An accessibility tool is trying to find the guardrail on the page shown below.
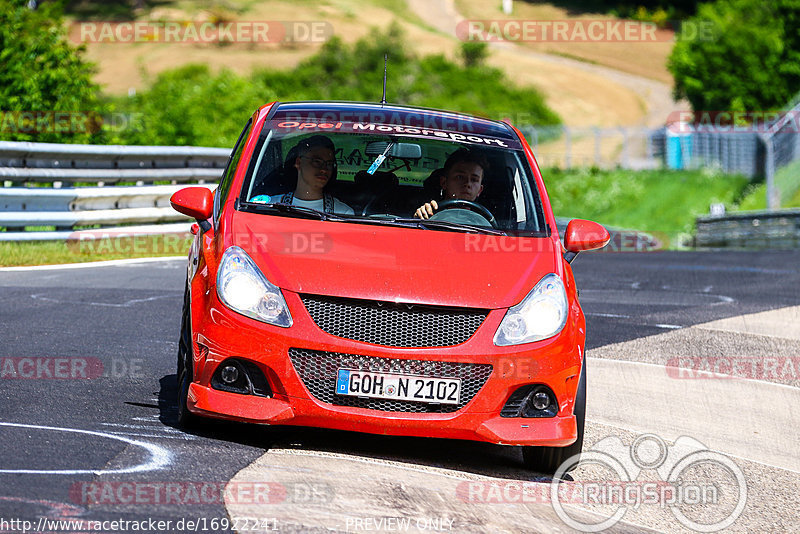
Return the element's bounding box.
[695,209,800,249]
[0,184,217,241]
[1,141,226,241]
[0,141,230,176]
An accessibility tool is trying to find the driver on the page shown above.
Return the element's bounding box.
[414,148,488,219]
[279,135,354,215]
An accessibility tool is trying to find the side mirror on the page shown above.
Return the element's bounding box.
[564,219,610,258]
[171,187,213,221]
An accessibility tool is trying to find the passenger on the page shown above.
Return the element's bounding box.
[414,148,488,219]
[279,135,354,215]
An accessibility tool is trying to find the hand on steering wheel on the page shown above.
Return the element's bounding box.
[415,199,497,228]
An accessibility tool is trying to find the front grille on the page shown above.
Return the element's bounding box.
[289,348,493,413]
[300,294,488,347]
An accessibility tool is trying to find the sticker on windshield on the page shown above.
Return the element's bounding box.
[250,194,272,204]
[274,121,519,149]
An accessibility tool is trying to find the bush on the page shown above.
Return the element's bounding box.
[460,41,489,68]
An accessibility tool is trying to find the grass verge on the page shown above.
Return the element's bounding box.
[736,159,800,210]
[544,167,750,246]
[0,235,192,267]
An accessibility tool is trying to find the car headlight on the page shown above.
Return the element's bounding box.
[494,273,568,346]
[216,246,293,327]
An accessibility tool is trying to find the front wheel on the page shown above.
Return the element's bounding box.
[176,284,198,428]
[522,358,586,474]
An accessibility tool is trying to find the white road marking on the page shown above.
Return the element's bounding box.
[0,256,185,272]
[30,293,173,308]
[104,431,195,441]
[708,293,735,304]
[0,422,172,475]
[99,422,184,433]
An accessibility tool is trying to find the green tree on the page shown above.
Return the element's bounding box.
[669,0,800,113]
[0,1,105,143]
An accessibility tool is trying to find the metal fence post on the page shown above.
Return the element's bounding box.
[564,126,572,169]
[593,127,601,166]
[621,127,630,168]
[764,135,777,210]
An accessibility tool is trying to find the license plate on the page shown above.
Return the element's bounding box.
[336,369,461,405]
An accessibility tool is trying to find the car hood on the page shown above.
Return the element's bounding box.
[228,212,560,309]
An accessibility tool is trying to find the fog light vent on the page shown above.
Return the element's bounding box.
[211,359,272,397]
[501,385,558,418]
[532,391,550,411]
[220,365,239,384]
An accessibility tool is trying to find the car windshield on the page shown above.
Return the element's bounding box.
[237,117,549,236]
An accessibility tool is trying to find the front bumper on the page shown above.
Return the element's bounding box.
[189,383,576,446]
[188,289,584,447]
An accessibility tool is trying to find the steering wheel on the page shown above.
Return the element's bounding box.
[432,199,498,228]
[361,191,393,216]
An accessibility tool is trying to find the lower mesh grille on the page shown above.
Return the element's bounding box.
[289,348,493,413]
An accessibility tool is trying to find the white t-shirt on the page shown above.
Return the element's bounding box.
[291,196,354,215]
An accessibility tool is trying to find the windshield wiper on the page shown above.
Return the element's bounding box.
[240,202,344,221]
[391,218,507,235]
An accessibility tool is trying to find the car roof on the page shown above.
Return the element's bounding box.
[267,101,518,141]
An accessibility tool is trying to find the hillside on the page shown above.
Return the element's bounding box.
[66,0,679,128]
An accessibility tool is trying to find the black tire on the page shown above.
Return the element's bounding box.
[177,286,191,377]
[176,284,198,429]
[522,358,586,475]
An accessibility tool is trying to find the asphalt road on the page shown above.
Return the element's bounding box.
[0,250,798,533]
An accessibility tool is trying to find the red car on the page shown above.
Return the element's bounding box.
[170,101,609,473]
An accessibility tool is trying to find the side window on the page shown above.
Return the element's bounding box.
[214,118,253,222]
